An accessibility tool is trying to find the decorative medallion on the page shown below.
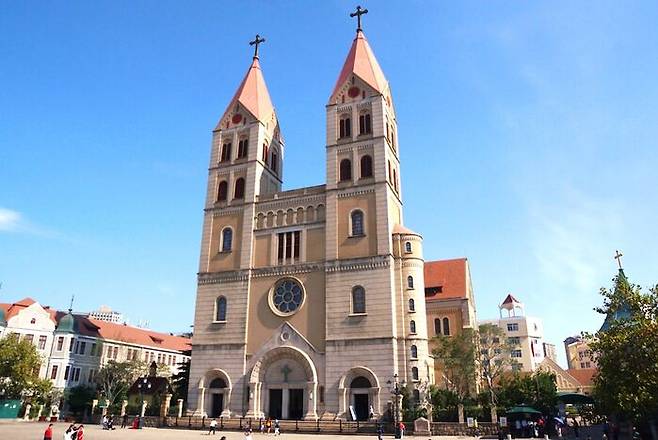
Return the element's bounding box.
[348,86,360,98]
[232,114,243,124]
[269,277,305,317]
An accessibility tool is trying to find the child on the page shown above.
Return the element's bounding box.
[43,424,53,440]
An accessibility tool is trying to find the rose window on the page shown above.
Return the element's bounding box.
[271,278,305,316]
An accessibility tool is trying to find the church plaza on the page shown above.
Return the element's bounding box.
[0,421,464,439]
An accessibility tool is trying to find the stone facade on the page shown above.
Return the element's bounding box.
[187,28,434,420]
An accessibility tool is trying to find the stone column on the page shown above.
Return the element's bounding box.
[177,399,184,418]
[304,381,318,420]
[194,387,206,416]
[337,387,347,419]
[140,400,148,417]
[161,393,172,418]
[120,400,128,417]
[245,382,259,418]
[221,389,232,418]
[23,404,31,421]
[91,399,98,416]
[37,404,43,419]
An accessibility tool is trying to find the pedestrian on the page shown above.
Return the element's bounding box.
[208,418,218,435]
[573,418,580,439]
[121,413,128,428]
[274,419,281,436]
[266,417,272,434]
[44,423,54,440]
[63,424,75,440]
[244,428,254,440]
[259,419,265,433]
[399,421,406,438]
[76,425,84,440]
[376,423,384,440]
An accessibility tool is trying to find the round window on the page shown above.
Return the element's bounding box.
[269,278,305,316]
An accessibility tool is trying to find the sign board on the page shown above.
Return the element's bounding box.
[499,417,508,427]
[349,405,357,421]
[98,399,109,408]
[467,417,475,427]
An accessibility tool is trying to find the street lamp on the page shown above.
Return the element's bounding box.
[136,377,151,428]
[387,373,406,439]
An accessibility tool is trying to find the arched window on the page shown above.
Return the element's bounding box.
[443,317,451,336]
[410,345,418,359]
[360,155,373,178]
[262,143,269,165]
[407,276,414,289]
[234,178,245,199]
[352,286,366,314]
[405,242,412,253]
[412,367,419,381]
[434,318,441,335]
[221,228,233,252]
[359,112,372,135]
[215,296,227,322]
[339,159,352,181]
[271,150,278,174]
[237,138,249,159]
[413,389,420,402]
[339,114,351,138]
[220,142,232,162]
[217,180,228,202]
[410,320,416,334]
[351,210,364,236]
[408,298,415,312]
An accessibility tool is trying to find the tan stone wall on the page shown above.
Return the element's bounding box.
[208,212,243,272]
[253,234,271,267]
[247,271,326,354]
[305,227,326,262]
[336,193,377,259]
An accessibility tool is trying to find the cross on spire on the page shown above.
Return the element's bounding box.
[69,294,75,313]
[350,5,368,33]
[614,250,624,270]
[249,34,266,59]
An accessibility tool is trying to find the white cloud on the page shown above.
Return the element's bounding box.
[0,208,23,232]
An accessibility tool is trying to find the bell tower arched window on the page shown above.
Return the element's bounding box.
[360,155,373,178]
[443,317,451,336]
[271,149,278,174]
[359,112,372,135]
[411,367,419,381]
[407,276,414,289]
[262,143,269,165]
[351,286,366,314]
[237,138,249,159]
[410,345,418,359]
[221,228,233,252]
[405,242,412,253]
[350,210,364,236]
[339,159,352,181]
[234,178,245,199]
[339,114,351,139]
[408,298,415,312]
[410,320,416,334]
[434,318,441,335]
[215,296,227,322]
[217,180,228,202]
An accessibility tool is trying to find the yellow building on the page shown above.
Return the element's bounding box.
[188,16,436,421]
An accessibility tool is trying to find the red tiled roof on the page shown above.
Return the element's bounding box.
[218,56,275,126]
[0,297,48,322]
[392,224,421,236]
[424,258,468,300]
[567,368,597,386]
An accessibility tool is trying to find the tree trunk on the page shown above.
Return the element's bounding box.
[490,406,497,424]
[458,403,464,424]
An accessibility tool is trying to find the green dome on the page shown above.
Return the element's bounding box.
[57,311,76,333]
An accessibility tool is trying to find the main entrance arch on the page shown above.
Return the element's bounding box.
[247,346,318,420]
[338,366,381,420]
[198,369,232,417]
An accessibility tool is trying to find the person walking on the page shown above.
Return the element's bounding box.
[121,413,128,428]
[76,425,84,440]
[208,418,218,435]
[266,417,272,434]
[244,428,254,440]
[43,423,54,440]
[398,421,406,438]
[376,423,384,440]
[274,419,281,436]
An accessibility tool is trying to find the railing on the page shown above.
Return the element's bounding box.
[430,421,500,436]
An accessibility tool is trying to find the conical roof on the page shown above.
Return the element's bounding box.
[329,30,388,103]
[218,56,275,127]
[600,268,634,331]
[57,310,76,333]
[501,294,522,306]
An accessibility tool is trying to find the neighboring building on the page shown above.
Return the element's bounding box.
[88,305,124,324]
[188,17,437,421]
[479,294,545,372]
[538,358,595,394]
[564,336,596,370]
[0,298,191,395]
[423,258,477,382]
[542,342,557,362]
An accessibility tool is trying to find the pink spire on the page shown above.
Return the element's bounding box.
[219,56,275,127]
[329,30,388,103]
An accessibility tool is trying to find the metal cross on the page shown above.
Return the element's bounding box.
[69,294,75,312]
[614,250,624,269]
[249,34,265,58]
[281,364,292,383]
[350,5,368,32]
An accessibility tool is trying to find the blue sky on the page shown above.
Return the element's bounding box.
[1,1,657,367]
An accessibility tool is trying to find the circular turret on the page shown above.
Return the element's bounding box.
[57,310,76,333]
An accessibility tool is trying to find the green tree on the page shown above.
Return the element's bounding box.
[478,323,515,422]
[0,335,52,401]
[65,385,96,417]
[95,359,146,412]
[589,271,658,437]
[432,328,477,422]
[496,370,557,414]
[171,358,190,403]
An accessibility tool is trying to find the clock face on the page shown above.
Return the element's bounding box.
[232,114,243,124]
[348,86,360,98]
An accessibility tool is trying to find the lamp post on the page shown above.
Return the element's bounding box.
[136,377,151,428]
[387,373,406,439]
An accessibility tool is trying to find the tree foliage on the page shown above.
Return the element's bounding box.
[171,358,190,403]
[95,360,147,411]
[0,335,52,401]
[432,328,477,403]
[65,385,96,416]
[589,273,658,433]
[496,370,557,415]
[478,323,515,420]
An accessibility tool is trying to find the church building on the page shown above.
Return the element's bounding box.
[187,11,435,421]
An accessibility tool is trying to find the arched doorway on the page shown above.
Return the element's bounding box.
[198,369,232,418]
[338,366,381,421]
[208,377,227,418]
[248,346,318,420]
